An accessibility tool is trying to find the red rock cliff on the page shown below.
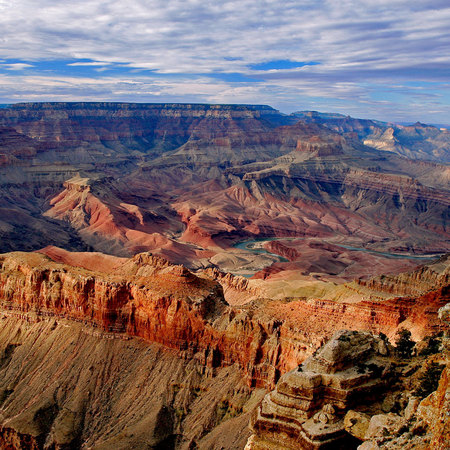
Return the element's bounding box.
[1,250,448,388]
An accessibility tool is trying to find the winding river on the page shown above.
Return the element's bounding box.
[233,237,442,262]
[232,238,289,263]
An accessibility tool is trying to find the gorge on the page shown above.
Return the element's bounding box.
[0,102,448,449]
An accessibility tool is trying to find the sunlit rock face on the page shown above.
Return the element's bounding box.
[0,316,262,449]
[0,249,447,388]
[246,330,391,449]
[293,111,450,163]
[0,103,449,448]
[246,323,450,450]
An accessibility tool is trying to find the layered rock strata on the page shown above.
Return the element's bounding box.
[1,249,448,391]
[246,330,390,449]
[357,254,450,297]
[293,111,450,163]
[0,249,449,448]
[0,251,297,389]
[0,102,449,269]
[0,315,261,449]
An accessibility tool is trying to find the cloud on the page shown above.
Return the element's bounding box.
[0,1,448,122]
[67,61,112,67]
[0,63,34,70]
[0,1,448,74]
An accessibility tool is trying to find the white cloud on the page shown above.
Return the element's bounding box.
[67,61,112,66]
[0,1,447,74]
[0,1,448,122]
[0,63,33,70]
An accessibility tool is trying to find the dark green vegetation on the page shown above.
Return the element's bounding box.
[395,328,416,359]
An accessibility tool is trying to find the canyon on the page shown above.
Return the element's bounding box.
[0,102,449,448]
[0,103,449,270]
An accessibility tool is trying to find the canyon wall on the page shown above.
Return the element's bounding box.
[357,254,450,296]
[1,250,447,389]
[0,249,448,448]
[0,102,449,265]
[0,316,261,449]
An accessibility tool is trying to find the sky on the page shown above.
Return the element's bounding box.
[0,0,449,124]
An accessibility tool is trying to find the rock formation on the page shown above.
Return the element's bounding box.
[246,328,449,450]
[0,102,448,282]
[1,248,447,388]
[246,330,390,449]
[0,316,262,449]
[293,110,450,163]
[0,102,449,448]
[357,254,450,297]
[355,346,449,449]
[0,248,448,448]
[0,250,299,389]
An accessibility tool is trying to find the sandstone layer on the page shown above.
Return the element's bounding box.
[0,102,449,283]
[0,102,449,448]
[1,249,448,389]
[0,249,448,448]
[246,330,390,449]
[294,111,450,163]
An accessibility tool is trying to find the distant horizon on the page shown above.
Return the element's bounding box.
[0,1,448,125]
[0,100,448,128]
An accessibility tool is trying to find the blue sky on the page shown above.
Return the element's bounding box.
[0,0,449,123]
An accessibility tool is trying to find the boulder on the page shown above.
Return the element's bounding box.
[303,330,386,374]
[416,392,437,425]
[364,413,406,440]
[404,396,420,420]
[438,303,450,324]
[344,410,371,440]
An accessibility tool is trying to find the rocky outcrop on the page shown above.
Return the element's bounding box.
[264,240,300,261]
[247,330,449,450]
[355,356,449,450]
[1,248,448,390]
[0,102,448,265]
[201,267,261,305]
[246,330,391,449]
[293,110,450,163]
[0,249,448,448]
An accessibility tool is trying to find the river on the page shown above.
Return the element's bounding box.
[232,238,289,263]
[233,237,442,262]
